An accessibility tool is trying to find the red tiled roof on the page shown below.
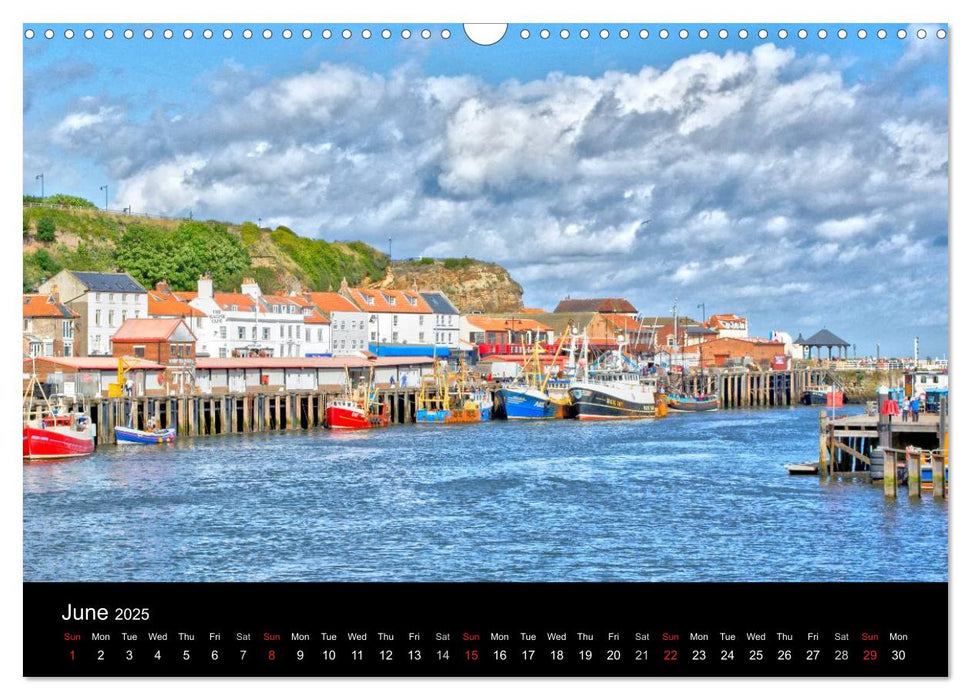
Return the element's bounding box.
[212,293,264,312]
[195,355,431,370]
[553,297,638,314]
[305,292,361,313]
[23,294,79,319]
[467,316,553,332]
[24,356,165,370]
[601,313,642,332]
[346,288,432,314]
[111,318,196,342]
[148,291,206,318]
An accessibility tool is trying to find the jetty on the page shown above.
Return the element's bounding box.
[817,393,949,497]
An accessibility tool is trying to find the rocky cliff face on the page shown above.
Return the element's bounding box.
[376,259,524,314]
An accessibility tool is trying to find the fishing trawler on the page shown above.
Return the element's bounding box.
[23,372,95,460]
[568,333,663,420]
[496,334,573,420]
[325,368,390,430]
[416,359,491,424]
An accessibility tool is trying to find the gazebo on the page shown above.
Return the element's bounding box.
[798,329,851,360]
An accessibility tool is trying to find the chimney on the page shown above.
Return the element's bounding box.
[198,274,213,300]
[48,284,59,304]
[240,278,261,299]
[155,279,170,294]
[339,277,350,297]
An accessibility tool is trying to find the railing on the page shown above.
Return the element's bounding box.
[24,201,200,223]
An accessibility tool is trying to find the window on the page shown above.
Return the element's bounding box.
[186,345,193,357]
[219,326,227,339]
[392,331,399,342]
[406,295,417,306]
[419,316,424,326]
[252,326,257,340]
[230,304,238,312]
[263,327,270,340]
[121,310,127,322]
[288,325,293,338]
[134,346,145,358]
[219,347,227,358]
[95,310,101,326]
[393,315,399,326]
[108,293,114,302]
[280,326,284,338]
[341,321,345,330]
[341,339,346,348]
[273,305,280,313]
[420,332,425,342]
[62,320,73,338]
[196,317,202,328]
[108,310,115,326]
[237,326,245,340]
[63,342,73,357]
[134,310,140,318]
[170,343,178,356]
[305,328,310,342]
[364,294,374,306]
[371,331,376,341]
[95,293,102,302]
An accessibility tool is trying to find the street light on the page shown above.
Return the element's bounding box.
[697,302,706,324]
[99,184,108,211]
[388,236,392,260]
[35,173,44,200]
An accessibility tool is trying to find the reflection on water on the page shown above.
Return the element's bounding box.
[23,406,947,582]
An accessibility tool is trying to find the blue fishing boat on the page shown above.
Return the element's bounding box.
[666,393,719,412]
[115,425,177,444]
[416,360,491,425]
[495,335,574,420]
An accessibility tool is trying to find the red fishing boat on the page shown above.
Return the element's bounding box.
[325,368,390,430]
[23,374,95,460]
[324,396,389,430]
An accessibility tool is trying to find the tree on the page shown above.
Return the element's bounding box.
[35,217,56,242]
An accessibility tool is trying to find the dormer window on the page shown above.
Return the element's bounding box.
[382,293,396,305]
[364,294,375,305]
[405,295,417,307]
[273,304,280,313]
[230,304,238,312]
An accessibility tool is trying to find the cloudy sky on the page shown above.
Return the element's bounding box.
[23,23,948,356]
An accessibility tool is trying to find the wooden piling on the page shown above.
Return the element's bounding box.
[818,410,828,474]
[883,451,897,498]
[907,449,921,498]
[931,453,946,499]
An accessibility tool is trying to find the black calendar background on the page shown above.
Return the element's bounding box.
[24,582,946,677]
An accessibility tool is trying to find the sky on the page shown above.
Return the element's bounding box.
[22,22,949,357]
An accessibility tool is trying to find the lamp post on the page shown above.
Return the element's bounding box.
[388,236,392,261]
[99,184,108,211]
[36,173,44,200]
[258,217,262,229]
[697,302,706,325]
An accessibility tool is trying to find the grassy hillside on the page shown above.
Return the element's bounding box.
[22,199,389,294]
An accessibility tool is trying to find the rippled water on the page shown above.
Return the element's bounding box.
[23,406,948,582]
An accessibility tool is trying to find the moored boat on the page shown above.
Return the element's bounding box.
[416,360,491,424]
[567,333,662,420]
[324,367,390,430]
[667,393,720,412]
[23,373,95,460]
[115,425,177,444]
[801,385,844,407]
[325,396,390,430]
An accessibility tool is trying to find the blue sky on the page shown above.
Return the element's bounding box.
[23,23,948,356]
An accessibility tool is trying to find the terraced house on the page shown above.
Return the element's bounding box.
[340,281,434,346]
[38,270,148,356]
[23,291,80,357]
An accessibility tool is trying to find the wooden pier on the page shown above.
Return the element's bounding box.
[28,387,429,445]
[818,394,949,496]
[693,368,831,409]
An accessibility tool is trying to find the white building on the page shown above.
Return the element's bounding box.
[305,289,369,355]
[420,291,462,348]
[707,314,749,339]
[187,276,325,358]
[342,284,434,346]
[39,270,148,356]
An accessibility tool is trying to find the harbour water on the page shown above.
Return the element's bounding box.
[23,406,947,582]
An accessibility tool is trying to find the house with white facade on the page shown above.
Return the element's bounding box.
[340,282,434,346]
[706,313,749,339]
[304,290,368,356]
[419,291,462,348]
[38,270,148,356]
[186,276,321,358]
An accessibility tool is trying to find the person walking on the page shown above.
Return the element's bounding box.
[900,395,909,422]
[911,395,921,421]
